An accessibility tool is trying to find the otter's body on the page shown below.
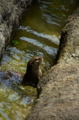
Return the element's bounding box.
[22,56,42,87]
[0,56,42,88]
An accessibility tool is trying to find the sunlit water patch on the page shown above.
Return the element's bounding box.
[0,85,37,120]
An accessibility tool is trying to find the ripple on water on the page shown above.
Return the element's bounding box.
[0,85,37,120]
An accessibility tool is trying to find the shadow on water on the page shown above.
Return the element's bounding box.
[0,0,78,119]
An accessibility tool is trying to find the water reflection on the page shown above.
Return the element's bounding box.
[19,26,59,45]
[0,85,37,120]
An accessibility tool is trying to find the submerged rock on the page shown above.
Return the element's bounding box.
[0,70,22,88]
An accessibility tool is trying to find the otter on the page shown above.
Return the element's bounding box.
[22,56,43,87]
[0,56,43,88]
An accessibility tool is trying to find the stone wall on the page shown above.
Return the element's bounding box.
[27,5,79,120]
[0,0,32,58]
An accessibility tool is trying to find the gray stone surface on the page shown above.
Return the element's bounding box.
[27,5,79,120]
[0,0,32,58]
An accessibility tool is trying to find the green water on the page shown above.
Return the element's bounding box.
[0,0,78,119]
[0,85,37,120]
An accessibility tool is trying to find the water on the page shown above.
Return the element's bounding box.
[0,0,78,119]
[0,0,78,72]
[0,85,37,120]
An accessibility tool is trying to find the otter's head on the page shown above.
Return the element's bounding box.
[28,56,43,69]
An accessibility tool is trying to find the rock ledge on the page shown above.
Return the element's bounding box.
[27,5,79,120]
[0,0,32,58]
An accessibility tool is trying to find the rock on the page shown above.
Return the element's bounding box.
[0,0,32,58]
[27,5,79,120]
[0,70,22,88]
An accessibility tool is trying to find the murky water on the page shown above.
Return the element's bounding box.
[0,85,37,120]
[0,0,78,119]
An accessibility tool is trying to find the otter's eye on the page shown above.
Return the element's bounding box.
[35,58,39,60]
[35,59,40,62]
[35,57,41,61]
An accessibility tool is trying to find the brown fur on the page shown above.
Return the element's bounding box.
[22,56,42,87]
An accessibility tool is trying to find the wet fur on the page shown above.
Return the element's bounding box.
[22,56,42,87]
